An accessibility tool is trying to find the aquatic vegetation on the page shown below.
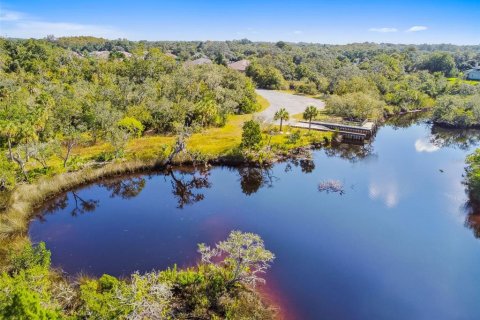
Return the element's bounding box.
[318,179,345,194]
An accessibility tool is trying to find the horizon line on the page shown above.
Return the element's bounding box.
[3,36,480,47]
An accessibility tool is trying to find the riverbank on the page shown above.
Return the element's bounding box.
[1,129,332,265]
[0,89,336,243]
[0,131,330,320]
[0,89,332,319]
[0,138,326,241]
[24,119,480,319]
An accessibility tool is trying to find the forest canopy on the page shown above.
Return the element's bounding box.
[1,36,480,192]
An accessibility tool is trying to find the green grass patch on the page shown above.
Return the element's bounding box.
[447,77,479,85]
[291,109,344,123]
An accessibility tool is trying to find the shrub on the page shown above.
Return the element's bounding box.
[241,120,262,149]
[0,242,62,319]
[198,230,275,287]
[0,155,16,191]
[8,242,51,273]
[466,149,480,202]
[286,130,301,144]
[117,117,145,137]
[432,94,480,127]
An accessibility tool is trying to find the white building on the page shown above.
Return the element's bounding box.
[466,67,480,81]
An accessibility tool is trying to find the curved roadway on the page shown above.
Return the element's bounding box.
[256,89,325,123]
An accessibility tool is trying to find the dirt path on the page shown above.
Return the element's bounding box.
[255,89,325,123]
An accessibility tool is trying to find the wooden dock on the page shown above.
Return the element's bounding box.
[290,120,377,142]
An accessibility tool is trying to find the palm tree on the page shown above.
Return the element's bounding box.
[303,105,319,131]
[274,107,290,131]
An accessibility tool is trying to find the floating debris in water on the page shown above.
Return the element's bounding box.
[318,180,345,195]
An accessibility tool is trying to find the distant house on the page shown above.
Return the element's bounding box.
[68,51,83,58]
[165,52,177,59]
[184,57,212,66]
[465,67,480,81]
[89,51,111,59]
[227,59,251,72]
[89,50,132,59]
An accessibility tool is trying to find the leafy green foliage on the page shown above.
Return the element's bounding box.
[286,130,301,144]
[432,94,480,127]
[241,120,262,149]
[0,38,259,183]
[0,154,16,191]
[117,117,145,137]
[1,234,275,319]
[8,242,51,273]
[327,92,386,120]
[246,62,287,90]
[466,148,480,202]
[419,52,457,77]
[0,242,63,319]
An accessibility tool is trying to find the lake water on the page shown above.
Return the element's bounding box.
[30,118,480,320]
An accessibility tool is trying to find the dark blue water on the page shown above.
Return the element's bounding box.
[30,120,480,320]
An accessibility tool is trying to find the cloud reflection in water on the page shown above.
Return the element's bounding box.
[414,138,441,153]
[369,178,399,208]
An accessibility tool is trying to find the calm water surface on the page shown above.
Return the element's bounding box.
[30,120,480,319]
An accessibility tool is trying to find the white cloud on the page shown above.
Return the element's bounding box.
[407,26,428,32]
[0,9,22,21]
[0,9,127,39]
[292,30,303,35]
[369,27,398,33]
[414,138,440,153]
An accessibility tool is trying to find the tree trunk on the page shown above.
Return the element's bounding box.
[24,140,29,162]
[7,137,13,161]
[308,118,312,131]
[12,152,28,181]
[166,131,188,164]
[279,119,283,131]
[63,141,74,168]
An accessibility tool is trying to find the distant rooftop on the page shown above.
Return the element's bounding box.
[165,52,177,59]
[89,50,132,59]
[184,57,212,66]
[227,59,251,71]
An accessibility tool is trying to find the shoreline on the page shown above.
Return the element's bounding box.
[0,142,326,256]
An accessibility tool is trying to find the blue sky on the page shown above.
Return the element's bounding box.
[0,0,479,44]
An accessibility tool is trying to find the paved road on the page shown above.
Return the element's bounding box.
[256,89,325,123]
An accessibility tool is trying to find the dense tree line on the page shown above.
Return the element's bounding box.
[44,37,480,123]
[2,36,480,191]
[100,38,479,122]
[0,38,259,189]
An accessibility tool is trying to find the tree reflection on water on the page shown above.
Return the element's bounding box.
[37,169,213,219]
[464,195,480,238]
[168,168,211,208]
[324,140,377,163]
[100,177,146,199]
[237,166,277,196]
[41,191,99,218]
[430,125,480,150]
